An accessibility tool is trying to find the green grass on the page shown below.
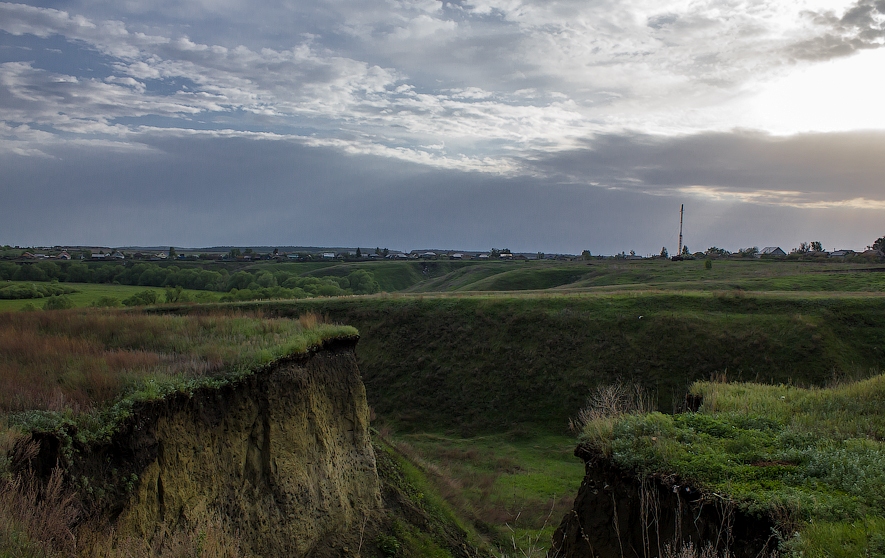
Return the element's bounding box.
[389,431,583,554]
[580,375,885,556]
[0,282,217,312]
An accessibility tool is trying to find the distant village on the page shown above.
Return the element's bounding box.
[2,243,884,263]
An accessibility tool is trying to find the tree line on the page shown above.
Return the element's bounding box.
[0,261,381,300]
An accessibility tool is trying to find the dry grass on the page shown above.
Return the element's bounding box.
[86,513,242,558]
[0,309,353,417]
[572,382,655,457]
[0,465,79,557]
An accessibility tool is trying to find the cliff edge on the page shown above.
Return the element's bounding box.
[551,446,777,558]
[33,337,382,556]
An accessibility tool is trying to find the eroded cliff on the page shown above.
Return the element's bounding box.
[551,446,778,558]
[62,337,382,556]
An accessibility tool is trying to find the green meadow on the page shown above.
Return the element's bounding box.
[0,282,217,312]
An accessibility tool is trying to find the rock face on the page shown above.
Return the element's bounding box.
[80,338,381,557]
[552,446,778,558]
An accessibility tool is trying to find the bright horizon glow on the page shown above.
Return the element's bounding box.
[741,48,885,135]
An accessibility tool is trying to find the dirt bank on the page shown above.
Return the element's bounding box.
[552,445,779,558]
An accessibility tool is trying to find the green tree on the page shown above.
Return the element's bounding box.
[681,246,690,256]
[810,241,823,252]
[874,236,885,252]
[582,250,592,260]
[168,246,177,259]
[660,247,669,258]
[356,247,362,258]
[705,259,713,270]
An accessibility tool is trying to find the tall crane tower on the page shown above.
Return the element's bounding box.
[672,204,684,261]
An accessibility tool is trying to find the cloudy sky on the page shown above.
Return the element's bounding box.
[2,0,884,254]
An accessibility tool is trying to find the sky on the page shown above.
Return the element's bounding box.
[2,0,885,255]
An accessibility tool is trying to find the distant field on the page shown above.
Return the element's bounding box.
[256,258,885,294]
[0,282,216,311]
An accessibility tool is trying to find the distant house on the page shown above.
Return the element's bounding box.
[829,250,855,258]
[861,249,885,259]
[760,247,786,257]
[478,253,490,259]
[111,251,125,260]
[450,253,463,260]
[420,252,437,259]
[21,252,36,259]
[58,251,71,260]
[322,252,336,259]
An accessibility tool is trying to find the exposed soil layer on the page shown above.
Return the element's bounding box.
[552,445,779,558]
[28,337,384,557]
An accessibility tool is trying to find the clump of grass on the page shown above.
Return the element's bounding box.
[571,382,654,457]
[585,373,885,556]
[0,309,357,444]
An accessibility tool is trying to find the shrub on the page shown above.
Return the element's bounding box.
[122,290,160,306]
[91,296,122,308]
[42,295,74,310]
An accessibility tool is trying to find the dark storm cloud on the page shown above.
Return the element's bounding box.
[791,0,885,60]
[0,133,674,253]
[528,130,885,204]
[3,130,884,255]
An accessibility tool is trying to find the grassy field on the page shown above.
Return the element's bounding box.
[579,374,885,556]
[0,282,216,312]
[0,309,354,444]
[6,259,885,555]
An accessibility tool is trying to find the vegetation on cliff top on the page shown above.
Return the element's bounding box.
[578,375,885,557]
[0,309,357,450]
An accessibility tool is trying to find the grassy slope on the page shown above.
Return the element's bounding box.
[252,293,885,434]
